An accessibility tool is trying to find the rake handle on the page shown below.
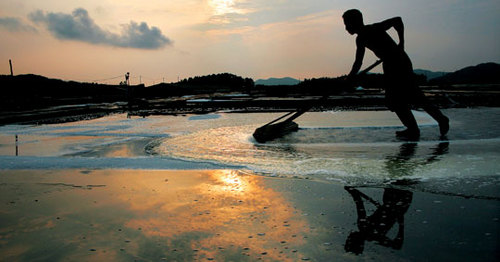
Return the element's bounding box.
[258,60,382,128]
[289,59,383,118]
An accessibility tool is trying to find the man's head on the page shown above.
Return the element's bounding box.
[343,9,364,35]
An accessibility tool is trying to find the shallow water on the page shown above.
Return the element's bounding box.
[0,108,499,192]
[152,109,500,187]
[2,169,497,261]
[0,108,499,261]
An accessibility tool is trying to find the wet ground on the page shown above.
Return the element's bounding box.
[0,108,499,261]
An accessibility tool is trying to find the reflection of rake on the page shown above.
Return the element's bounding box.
[253,60,382,143]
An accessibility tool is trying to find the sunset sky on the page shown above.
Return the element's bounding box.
[1,0,499,85]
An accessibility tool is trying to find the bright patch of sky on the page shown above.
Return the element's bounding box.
[0,0,498,84]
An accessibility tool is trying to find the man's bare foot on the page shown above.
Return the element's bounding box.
[439,116,449,136]
[396,128,420,141]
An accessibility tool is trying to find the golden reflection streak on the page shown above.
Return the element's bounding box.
[0,169,314,261]
[113,170,310,261]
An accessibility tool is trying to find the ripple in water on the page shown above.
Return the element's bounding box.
[151,124,477,184]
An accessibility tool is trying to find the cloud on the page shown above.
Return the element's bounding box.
[0,17,37,32]
[29,8,172,49]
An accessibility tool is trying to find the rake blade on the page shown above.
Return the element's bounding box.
[252,120,299,143]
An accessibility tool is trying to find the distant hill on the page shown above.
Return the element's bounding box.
[255,77,300,86]
[0,74,140,111]
[414,69,449,80]
[429,62,500,85]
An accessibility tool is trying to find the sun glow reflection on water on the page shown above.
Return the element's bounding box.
[117,169,310,261]
[0,169,312,261]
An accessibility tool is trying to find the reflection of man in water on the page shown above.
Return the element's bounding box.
[344,142,448,254]
[344,187,412,254]
[343,9,449,140]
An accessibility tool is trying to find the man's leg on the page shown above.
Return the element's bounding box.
[422,104,449,136]
[414,91,450,136]
[394,108,420,140]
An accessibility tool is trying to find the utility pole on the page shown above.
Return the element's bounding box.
[15,134,18,156]
[9,59,13,76]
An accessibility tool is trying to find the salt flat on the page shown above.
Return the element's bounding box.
[0,108,499,261]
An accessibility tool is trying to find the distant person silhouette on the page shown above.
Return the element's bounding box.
[343,9,449,140]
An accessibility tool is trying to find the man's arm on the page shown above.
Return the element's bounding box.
[377,17,405,49]
[348,37,365,78]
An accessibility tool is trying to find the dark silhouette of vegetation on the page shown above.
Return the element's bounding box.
[429,63,500,85]
[300,73,391,92]
[254,73,426,97]
[179,73,253,91]
[0,62,499,124]
[1,63,497,106]
[139,73,253,97]
[300,76,352,94]
[0,74,140,111]
[413,69,448,80]
[255,75,367,97]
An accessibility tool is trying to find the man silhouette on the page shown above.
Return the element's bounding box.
[343,141,449,254]
[343,9,449,140]
[344,187,413,254]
